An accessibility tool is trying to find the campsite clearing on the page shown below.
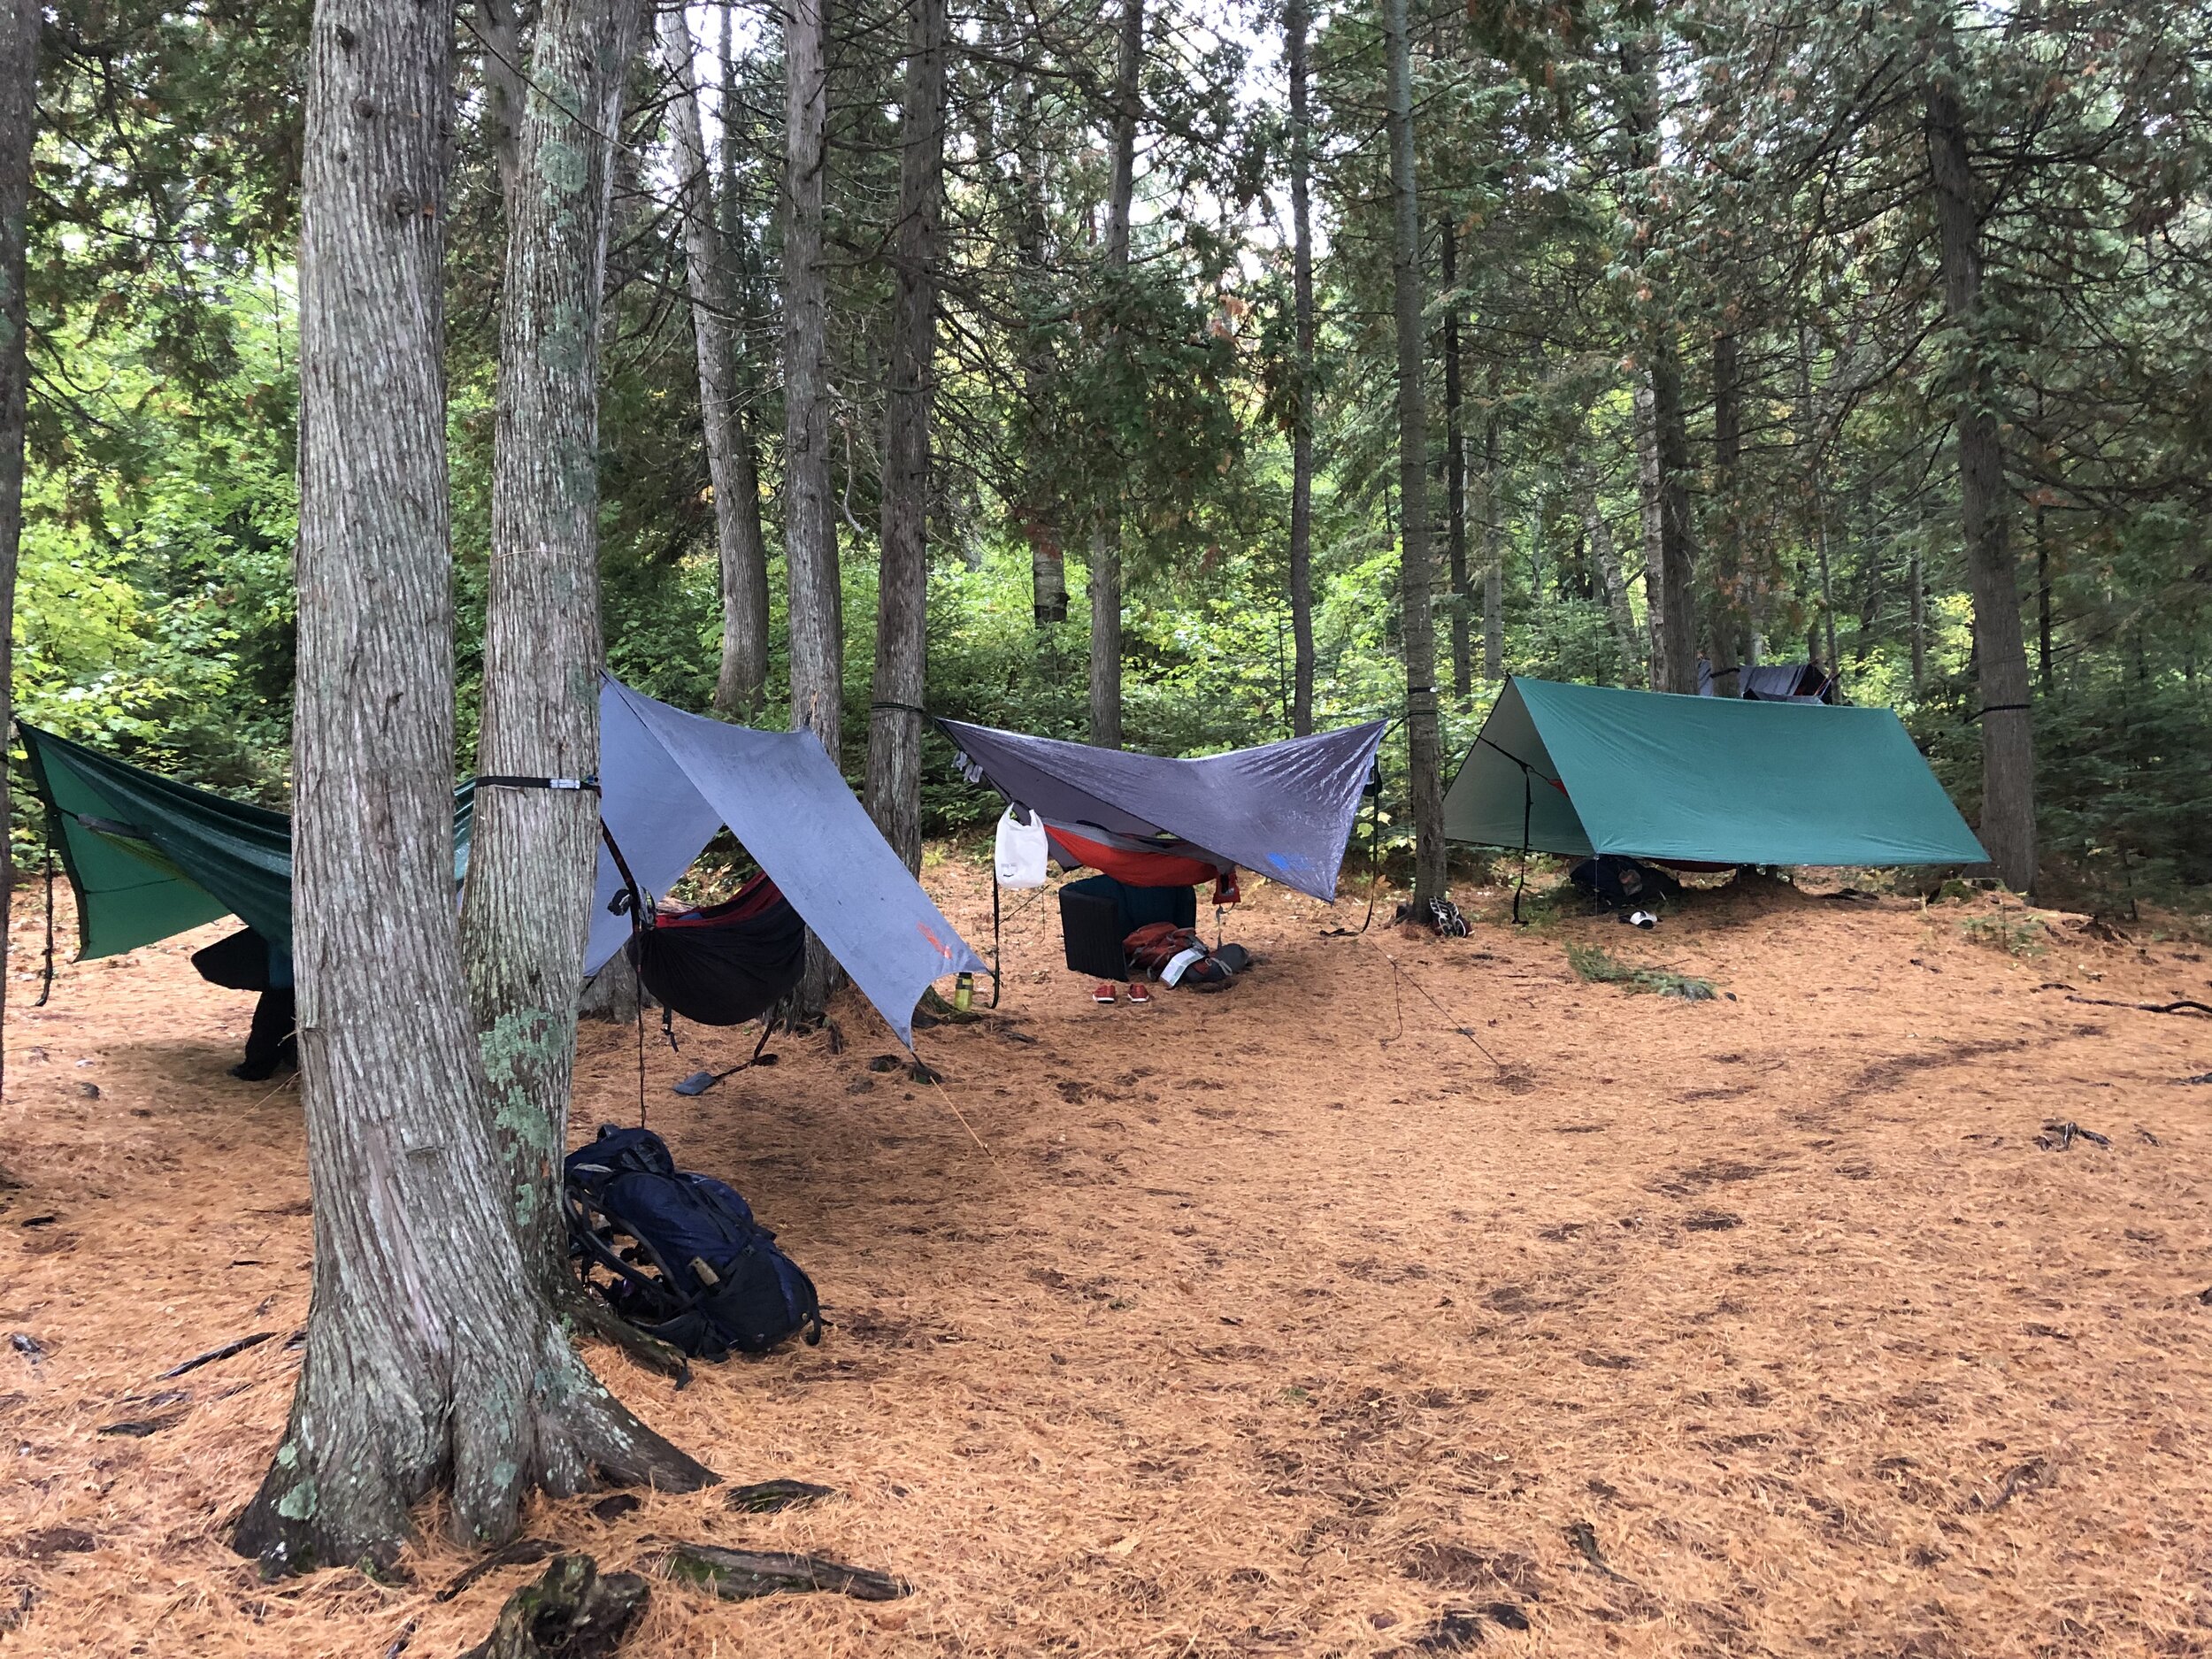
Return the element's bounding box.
[0,865,2208,1656]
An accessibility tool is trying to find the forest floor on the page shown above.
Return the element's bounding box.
[1,859,2209,1657]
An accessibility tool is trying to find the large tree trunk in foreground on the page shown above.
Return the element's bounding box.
[1382,0,1447,908]
[1441,219,1471,707]
[659,10,770,721]
[238,0,709,1571]
[463,0,640,1273]
[1088,0,1142,750]
[865,0,947,873]
[1927,68,2035,892]
[1286,0,1316,735]
[0,0,36,1110]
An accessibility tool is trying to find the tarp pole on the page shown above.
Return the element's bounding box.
[35,816,54,1008]
[1511,767,1532,926]
[989,868,1002,1009]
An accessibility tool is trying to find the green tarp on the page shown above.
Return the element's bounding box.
[18,724,473,961]
[1442,677,1989,867]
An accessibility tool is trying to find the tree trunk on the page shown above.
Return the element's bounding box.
[1480,405,1502,681]
[1577,461,1640,685]
[1797,325,1839,672]
[238,0,709,1571]
[715,10,773,717]
[783,0,841,764]
[1382,0,1447,907]
[1089,0,1142,750]
[0,0,36,1110]
[784,0,843,1015]
[1440,219,1471,706]
[1620,29,1699,694]
[1909,546,1925,690]
[1709,328,1747,678]
[1927,68,2033,891]
[658,11,770,721]
[472,0,526,215]
[1650,332,1700,693]
[1286,0,1317,735]
[463,0,641,1272]
[1634,370,1666,688]
[864,0,947,873]
[2035,500,2053,695]
[1015,73,1067,628]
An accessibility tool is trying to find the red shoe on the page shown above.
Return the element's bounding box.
[1127,981,1153,1006]
[1093,982,1118,1004]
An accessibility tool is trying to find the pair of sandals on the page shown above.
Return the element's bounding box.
[1092,981,1153,1006]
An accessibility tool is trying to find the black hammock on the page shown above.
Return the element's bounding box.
[623,870,807,1028]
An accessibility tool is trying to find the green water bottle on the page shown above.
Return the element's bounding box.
[954,972,974,1013]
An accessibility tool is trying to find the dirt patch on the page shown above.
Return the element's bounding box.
[0,867,2207,1656]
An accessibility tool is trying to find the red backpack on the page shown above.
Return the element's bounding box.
[1122,924,1238,988]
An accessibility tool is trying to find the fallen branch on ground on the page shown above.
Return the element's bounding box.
[2036,1121,2111,1151]
[659,1543,908,1601]
[724,1479,836,1514]
[2065,995,2212,1018]
[155,1332,274,1380]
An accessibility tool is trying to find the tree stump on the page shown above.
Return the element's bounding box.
[458,1554,649,1659]
[577,951,654,1025]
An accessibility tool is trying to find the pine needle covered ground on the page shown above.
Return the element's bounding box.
[1,870,2208,1655]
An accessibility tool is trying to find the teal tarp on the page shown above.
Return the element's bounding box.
[18,724,473,960]
[1442,678,1989,867]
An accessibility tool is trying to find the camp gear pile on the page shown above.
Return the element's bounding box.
[1123,923,1251,988]
[1058,875,1197,981]
[1570,856,1682,916]
[564,1125,822,1360]
[1444,676,1989,868]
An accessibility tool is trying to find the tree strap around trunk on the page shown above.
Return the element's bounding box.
[474,774,601,791]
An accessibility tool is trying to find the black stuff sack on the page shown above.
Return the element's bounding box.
[564,1125,822,1360]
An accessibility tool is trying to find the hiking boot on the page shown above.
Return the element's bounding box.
[1092,982,1118,1004]
[1126,981,1153,1006]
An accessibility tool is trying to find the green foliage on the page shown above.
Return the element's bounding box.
[1564,941,1717,1000]
[1957,908,2046,958]
[11,0,2211,923]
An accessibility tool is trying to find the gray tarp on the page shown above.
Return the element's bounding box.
[936,718,1389,902]
[591,679,986,1048]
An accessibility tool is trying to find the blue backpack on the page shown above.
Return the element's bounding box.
[564,1125,823,1360]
